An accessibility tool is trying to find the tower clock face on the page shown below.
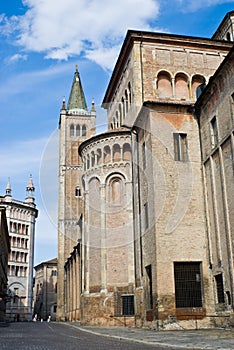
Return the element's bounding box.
[76,77,79,82]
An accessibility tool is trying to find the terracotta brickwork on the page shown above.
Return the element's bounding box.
[57,13,234,327]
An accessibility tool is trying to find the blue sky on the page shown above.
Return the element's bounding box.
[0,0,233,266]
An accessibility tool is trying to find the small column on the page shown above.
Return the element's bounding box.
[171,77,175,98]
[120,146,123,161]
[188,79,193,100]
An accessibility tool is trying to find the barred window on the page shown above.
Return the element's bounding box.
[174,262,203,308]
[215,274,225,304]
[122,295,134,316]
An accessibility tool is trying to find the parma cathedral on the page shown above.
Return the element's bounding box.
[57,11,234,329]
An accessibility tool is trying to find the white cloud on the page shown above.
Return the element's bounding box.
[7,53,28,64]
[175,0,234,12]
[0,0,160,70]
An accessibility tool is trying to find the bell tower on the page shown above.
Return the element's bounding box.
[57,66,96,320]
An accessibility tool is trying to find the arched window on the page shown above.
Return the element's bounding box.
[104,145,111,163]
[75,186,81,197]
[70,124,74,137]
[82,125,86,137]
[226,32,231,41]
[91,151,95,167]
[192,75,206,100]
[196,84,206,99]
[123,143,131,161]
[113,144,121,162]
[96,149,102,165]
[76,125,80,137]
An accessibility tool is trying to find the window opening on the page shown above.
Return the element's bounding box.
[174,133,188,161]
[210,116,218,147]
[215,274,225,304]
[76,125,80,137]
[145,265,153,309]
[174,262,203,308]
[75,187,81,197]
[122,295,134,315]
[196,84,206,99]
[70,124,74,137]
[82,125,86,137]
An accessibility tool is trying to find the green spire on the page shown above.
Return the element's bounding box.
[67,65,87,111]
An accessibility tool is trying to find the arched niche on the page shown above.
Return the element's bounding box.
[157,71,172,98]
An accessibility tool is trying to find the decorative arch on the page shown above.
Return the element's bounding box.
[157,70,172,98]
[175,72,189,100]
[106,173,126,206]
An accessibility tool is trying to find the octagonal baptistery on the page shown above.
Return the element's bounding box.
[79,129,136,326]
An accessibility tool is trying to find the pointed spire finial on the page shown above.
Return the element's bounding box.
[75,64,78,71]
[26,174,35,198]
[6,177,12,196]
[61,97,66,110]
[91,98,96,112]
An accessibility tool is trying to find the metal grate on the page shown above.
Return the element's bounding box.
[122,295,135,316]
[174,262,203,308]
[215,274,225,304]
